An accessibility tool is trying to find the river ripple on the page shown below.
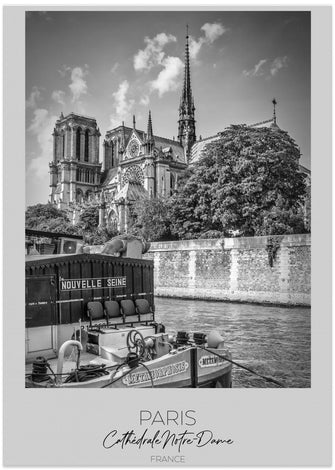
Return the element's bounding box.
[154,297,311,388]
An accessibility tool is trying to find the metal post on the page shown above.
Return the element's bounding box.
[190,347,198,388]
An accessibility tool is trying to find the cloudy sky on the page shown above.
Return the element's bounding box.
[26,10,310,206]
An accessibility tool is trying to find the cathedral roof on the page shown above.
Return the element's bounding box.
[190,117,281,164]
[56,112,97,125]
[114,181,148,202]
[106,125,178,143]
[249,118,280,129]
[299,164,311,176]
[270,121,280,129]
[106,125,185,163]
[190,134,221,164]
[154,136,185,162]
[100,168,118,187]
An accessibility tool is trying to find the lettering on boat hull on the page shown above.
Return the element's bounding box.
[122,361,189,386]
[198,355,225,368]
[59,276,127,291]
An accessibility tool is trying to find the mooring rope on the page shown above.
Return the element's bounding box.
[101,360,155,388]
[199,345,286,388]
[101,364,135,388]
[138,361,155,388]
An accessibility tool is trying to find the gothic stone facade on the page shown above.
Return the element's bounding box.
[49,32,196,232]
[49,111,189,232]
[48,32,309,233]
[99,113,187,231]
[49,112,101,211]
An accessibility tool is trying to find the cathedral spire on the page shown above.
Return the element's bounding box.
[147,110,154,142]
[182,25,192,107]
[178,25,196,164]
[145,110,154,154]
[120,120,126,151]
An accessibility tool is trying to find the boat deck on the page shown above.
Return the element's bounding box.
[25,350,118,376]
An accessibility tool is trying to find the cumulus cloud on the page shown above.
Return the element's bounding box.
[58,64,71,77]
[26,86,42,109]
[27,108,58,179]
[135,25,226,97]
[150,56,184,97]
[189,36,203,60]
[201,22,227,43]
[110,80,134,128]
[69,66,88,102]
[51,90,65,105]
[189,22,227,60]
[110,62,119,74]
[140,94,150,106]
[28,108,49,134]
[134,32,184,98]
[243,59,267,77]
[74,101,87,115]
[134,32,177,71]
[243,56,289,79]
[270,56,288,76]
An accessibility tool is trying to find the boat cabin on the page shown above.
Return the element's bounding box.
[25,252,155,362]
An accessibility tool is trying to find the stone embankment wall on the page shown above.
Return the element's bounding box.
[145,234,311,306]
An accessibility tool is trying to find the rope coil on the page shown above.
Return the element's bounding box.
[31,357,53,383]
[64,364,109,383]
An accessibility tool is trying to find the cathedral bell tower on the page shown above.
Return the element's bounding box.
[178,25,196,163]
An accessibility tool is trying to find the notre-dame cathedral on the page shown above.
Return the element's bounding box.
[49,32,309,232]
[49,31,196,232]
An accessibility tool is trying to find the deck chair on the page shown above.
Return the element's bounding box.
[135,299,154,323]
[104,300,124,325]
[87,302,108,329]
[120,299,139,324]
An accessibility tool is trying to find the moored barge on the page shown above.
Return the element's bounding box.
[25,236,232,388]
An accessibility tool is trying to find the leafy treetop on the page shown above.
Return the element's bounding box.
[169,125,307,238]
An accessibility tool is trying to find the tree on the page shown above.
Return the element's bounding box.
[77,202,118,244]
[25,202,119,245]
[130,197,173,241]
[83,227,119,245]
[77,202,100,231]
[25,203,78,234]
[169,125,307,238]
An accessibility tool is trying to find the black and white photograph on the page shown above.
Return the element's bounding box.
[24,10,311,390]
[3,4,332,467]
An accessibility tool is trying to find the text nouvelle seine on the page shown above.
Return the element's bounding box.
[60,276,126,291]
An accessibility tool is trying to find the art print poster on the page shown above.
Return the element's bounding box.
[3,4,331,466]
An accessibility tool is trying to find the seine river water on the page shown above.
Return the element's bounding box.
[154,297,311,388]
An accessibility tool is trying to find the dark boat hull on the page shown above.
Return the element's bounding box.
[26,347,232,388]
